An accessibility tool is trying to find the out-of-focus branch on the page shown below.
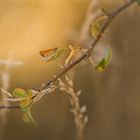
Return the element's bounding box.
[59,76,88,140]
[0,105,20,109]
[0,59,23,139]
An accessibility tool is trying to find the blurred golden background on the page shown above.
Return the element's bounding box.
[0,0,140,140]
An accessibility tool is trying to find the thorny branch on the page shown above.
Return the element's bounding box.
[0,0,136,109]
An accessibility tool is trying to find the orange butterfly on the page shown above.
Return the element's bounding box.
[39,48,57,57]
[39,47,66,63]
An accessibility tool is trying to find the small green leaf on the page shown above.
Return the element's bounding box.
[137,0,140,6]
[90,22,100,38]
[90,15,108,38]
[20,98,32,109]
[12,88,28,98]
[95,47,112,72]
[56,47,67,58]
[23,112,30,122]
[22,108,37,125]
[27,89,34,98]
[12,88,36,124]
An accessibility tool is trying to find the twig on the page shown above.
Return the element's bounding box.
[59,76,88,140]
[0,0,136,109]
[0,105,20,109]
[43,0,136,89]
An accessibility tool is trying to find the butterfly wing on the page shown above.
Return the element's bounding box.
[39,48,58,62]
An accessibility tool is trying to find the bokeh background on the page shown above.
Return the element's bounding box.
[0,0,140,140]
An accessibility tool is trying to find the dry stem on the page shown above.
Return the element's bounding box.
[0,0,136,109]
[43,0,136,89]
[59,76,88,140]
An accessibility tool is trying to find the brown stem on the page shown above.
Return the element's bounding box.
[0,105,20,109]
[45,0,136,87]
[0,0,136,109]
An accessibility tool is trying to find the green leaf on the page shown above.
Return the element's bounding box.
[56,47,67,58]
[137,0,140,6]
[20,98,32,109]
[48,47,67,62]
[12,88,28,98]
[90,15,108,38]
[17,89,34,109]
[12,88,36,124]
[22,108,37,125]
[95,47,112,72]
[27,89,34,98]
[90,22,100,38]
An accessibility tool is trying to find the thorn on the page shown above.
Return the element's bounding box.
[47,80,52,86]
